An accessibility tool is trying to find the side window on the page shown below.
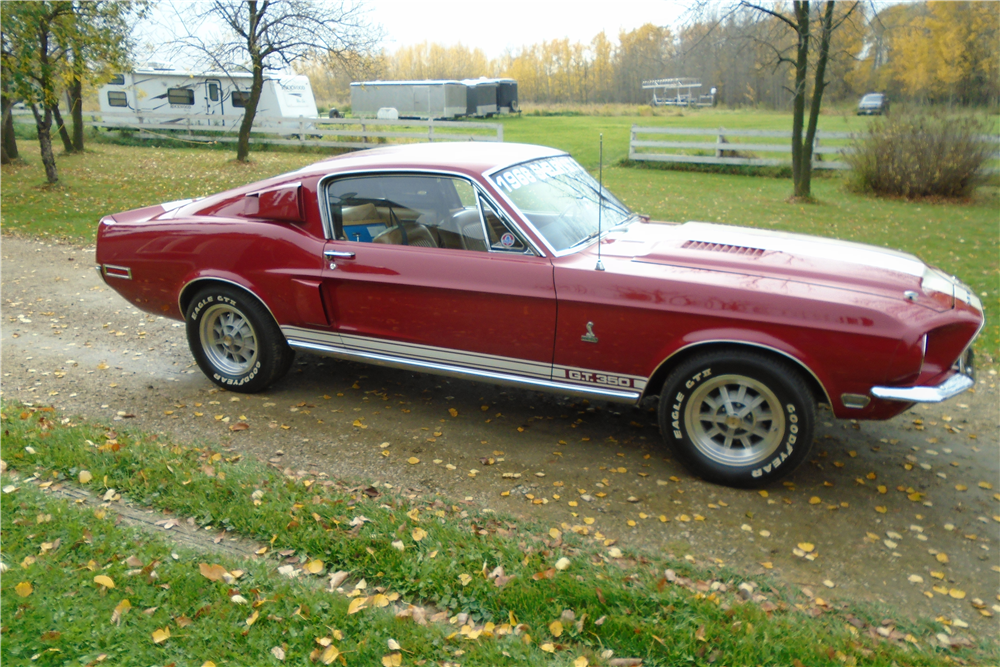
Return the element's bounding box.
[107,91,128,108]
[109,74,125,85]
[167,88,194,105]
[231,90,250,108]
[209,83,220,102]
[327,175,512,253]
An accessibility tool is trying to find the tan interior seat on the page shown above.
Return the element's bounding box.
[341,203,382,226]
[450,209,489,251]
[372,222,439,248]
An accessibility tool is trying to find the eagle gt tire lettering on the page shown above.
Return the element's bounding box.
[186,285,293,393]
[658,350,815,488]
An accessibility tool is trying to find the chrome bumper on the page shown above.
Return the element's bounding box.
[871,348,976,403]
[871,373,974,403]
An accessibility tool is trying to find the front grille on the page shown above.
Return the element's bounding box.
[682,240,766,257]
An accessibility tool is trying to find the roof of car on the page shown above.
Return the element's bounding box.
[295,142,567,178]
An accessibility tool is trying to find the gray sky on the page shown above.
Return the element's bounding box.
[140,0,689,66]
[368,0,686,57]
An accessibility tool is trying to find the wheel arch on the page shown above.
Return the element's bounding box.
[642,340,832,408]
[178,277,281,330]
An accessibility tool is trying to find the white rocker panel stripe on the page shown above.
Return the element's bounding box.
[282,326,550,380]
[282,326,649,392]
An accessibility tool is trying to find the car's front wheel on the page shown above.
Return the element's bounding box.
[658,350,815,488]
[185,285,292,393]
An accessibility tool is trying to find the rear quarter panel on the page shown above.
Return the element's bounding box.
[96,216,327,327]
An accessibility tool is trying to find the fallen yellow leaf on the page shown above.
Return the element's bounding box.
[407,457,420,465]
[797,542,815,553]
[152,627,170,644]
[347,597,368,614]
[549,620,563,637]
[246,610,259,626]
[15,581,32,597]
[303,560,324,574]
[936,553,949,564]
[574,657,589,667]
[541,643,555,653]
[199,563,230,582]
[94,575,115,589]
[808,497,821,505]
[79,470,93,484]
[411,527,427,542]
[320,645,340,664]
[459,573,473,586]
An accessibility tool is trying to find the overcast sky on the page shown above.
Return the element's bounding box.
[140,0,690,66]
[368,0,687,57]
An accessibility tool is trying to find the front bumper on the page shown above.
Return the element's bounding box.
[871,348,975,403]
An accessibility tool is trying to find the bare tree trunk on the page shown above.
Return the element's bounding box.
[30,103,59,184]
[235,1,264,162]
[800,1,836,198]
[51,104,74,153]
[1,94,18,163]
[69,76,84,151]
[790,1,810,198]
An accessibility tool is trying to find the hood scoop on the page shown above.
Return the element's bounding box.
[682,240,765,258]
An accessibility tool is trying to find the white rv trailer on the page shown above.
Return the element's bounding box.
[98,66,318,127]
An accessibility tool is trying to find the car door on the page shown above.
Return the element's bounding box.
[317,173,557,382]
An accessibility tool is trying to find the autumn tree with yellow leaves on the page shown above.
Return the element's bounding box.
[296,1,996,111]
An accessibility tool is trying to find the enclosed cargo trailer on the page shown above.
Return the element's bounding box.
[350,80,468,119]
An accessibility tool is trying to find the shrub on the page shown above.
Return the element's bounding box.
[844,112,994,198]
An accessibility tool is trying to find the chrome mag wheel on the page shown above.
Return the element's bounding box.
[199,303,259,376]
[684,373,785,467]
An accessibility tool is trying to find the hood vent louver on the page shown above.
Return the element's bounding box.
[682,240,766,257]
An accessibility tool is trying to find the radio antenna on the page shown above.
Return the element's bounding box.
[595,133,605,272]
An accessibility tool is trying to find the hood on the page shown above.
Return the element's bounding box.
[598,221,953,311]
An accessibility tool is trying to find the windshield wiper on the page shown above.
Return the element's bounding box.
[568,229,603,250]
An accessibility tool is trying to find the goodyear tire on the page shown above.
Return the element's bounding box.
[658,351,815,488]
[185,286,292,393]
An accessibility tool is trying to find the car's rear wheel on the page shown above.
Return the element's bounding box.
[658,350,815,488]
[185,285,292,393]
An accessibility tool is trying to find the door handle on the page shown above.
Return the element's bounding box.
[324,250,356,259]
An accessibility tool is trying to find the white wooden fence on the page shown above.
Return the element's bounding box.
[629,126,854,169]
[630,125,1000,173]
[12,110,503,148]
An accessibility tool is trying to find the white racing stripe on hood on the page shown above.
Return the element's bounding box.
[679,222,926,278]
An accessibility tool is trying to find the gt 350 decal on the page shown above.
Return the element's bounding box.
[553,366,647,391]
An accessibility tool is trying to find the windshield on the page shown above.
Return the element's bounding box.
[861,94,883,103]
[489,155,634,252]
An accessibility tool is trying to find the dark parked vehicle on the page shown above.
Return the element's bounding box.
[857,93,889,116]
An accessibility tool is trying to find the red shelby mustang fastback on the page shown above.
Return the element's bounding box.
[96,142,984,488]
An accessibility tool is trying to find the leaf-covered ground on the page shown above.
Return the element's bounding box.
[3,403,995,666]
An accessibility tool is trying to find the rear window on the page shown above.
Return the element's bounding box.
[232,91,250,108]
